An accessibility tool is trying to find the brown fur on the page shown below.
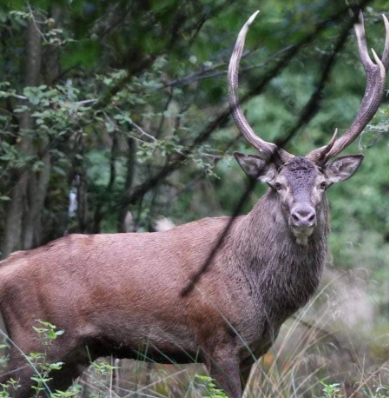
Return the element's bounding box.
[0,157,339,398]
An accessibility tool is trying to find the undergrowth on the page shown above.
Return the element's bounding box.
[0,308,388,398]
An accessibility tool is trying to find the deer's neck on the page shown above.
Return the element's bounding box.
[233,190,329,322]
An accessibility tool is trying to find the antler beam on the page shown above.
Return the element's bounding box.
[228,11,293,164]
[307,12,389,164]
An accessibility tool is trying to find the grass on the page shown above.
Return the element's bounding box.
[1,271,389,397]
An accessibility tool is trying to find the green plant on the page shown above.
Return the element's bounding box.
[0,378,20,398]
[320,382,342,398]
[28,321,64,397]
[195,374,229,398]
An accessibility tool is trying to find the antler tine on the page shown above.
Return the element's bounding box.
[228,11,293,164]
[354,11,375,71]
[306,129,338,164]
[307,12,388,164]
[381,14,389,69]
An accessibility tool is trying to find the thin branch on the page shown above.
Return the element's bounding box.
[164,45,293,88]
[27,2,48,43]
[129,121,157,142]
[76,99,97,106]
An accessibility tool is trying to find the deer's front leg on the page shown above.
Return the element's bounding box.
[240,359,253,392]
[206,348,242,398]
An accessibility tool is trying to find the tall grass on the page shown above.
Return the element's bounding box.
[0,271,388,398]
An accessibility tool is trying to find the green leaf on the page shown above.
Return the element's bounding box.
[32,161,45,172]
[52,166,66,176]
[105,121,115,133]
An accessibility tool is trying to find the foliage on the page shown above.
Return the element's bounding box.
[28,321,64,397]
[0,320,388,397]
[195,375,229,398]
[320,382,342,398]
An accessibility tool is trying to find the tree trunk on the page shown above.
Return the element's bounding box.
[118,138,137,232]
[22,7,62,249]
[22,152,51,249]
[1,12,41,258]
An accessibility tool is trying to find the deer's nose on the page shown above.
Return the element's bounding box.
[291,205,316,228]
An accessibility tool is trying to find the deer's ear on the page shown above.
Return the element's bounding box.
[234,152,276,183]
[324,155,364,184]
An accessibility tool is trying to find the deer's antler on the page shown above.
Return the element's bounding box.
[228,11,294,165]
[307,12,389,164]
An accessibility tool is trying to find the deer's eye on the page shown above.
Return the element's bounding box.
[275,183,283,191]
[319,182,326,190]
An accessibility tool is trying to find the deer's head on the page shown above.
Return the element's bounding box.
[230,11,389,245]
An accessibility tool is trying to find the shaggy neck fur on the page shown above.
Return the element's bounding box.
[233,189,329,324]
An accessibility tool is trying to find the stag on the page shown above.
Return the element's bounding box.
[0,11,388,398]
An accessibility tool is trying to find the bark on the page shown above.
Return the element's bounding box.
[92,132,118,233]
[77,174,88,233]
[117,138,136,232]
[74,135,89,234]
[42,7,61,86]
[1,174,28,258]
[22,7,62,249]
[1,13,41,258]
[22,152,51,249]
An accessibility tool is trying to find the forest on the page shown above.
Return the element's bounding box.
[1,0,389,397]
